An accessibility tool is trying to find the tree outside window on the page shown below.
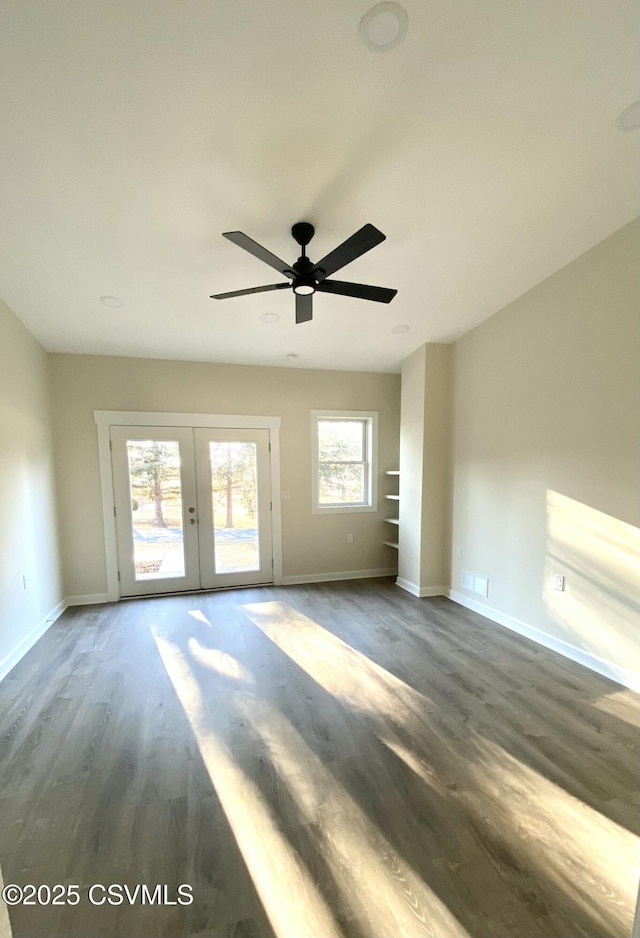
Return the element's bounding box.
[312,411,378,513]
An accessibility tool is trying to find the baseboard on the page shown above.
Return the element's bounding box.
[281,567,397,586]
[448,589,640,692]
[395,578,446,598]
[0,598,67,684]
[65,593,111,606]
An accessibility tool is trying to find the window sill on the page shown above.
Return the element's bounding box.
[312,504,377,515]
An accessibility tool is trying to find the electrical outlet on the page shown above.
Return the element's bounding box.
[554,574,565,591]
[456,546,463,559]
[22,575,27,590]
[346,533,354,543]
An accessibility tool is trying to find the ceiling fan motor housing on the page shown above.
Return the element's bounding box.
[291,221,315,247]
[291,254,319,294]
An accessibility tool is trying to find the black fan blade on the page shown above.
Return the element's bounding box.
[295,292,313,324]
[312,224,386,282]
[223,231,294,278]
[316,279,397,304]
[211,283,291,300]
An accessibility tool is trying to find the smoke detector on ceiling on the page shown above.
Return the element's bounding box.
[359,2,408,53]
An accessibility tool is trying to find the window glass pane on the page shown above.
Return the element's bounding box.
[318,463,365,504]
[318,420,364,463]
[126,440,186,580]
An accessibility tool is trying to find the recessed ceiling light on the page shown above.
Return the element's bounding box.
[392,324,410,334]
[286,353,299,360]
[260,312,280,323]
[359,2,408,53]
[616,100,640,132]
[100,295,123,308]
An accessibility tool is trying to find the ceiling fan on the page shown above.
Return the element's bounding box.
[210,222,397,324]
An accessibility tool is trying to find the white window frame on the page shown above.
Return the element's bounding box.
[311,410,378,514]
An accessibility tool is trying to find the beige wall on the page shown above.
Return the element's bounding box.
[398,344,452,594]
[420,345,452,591]
[450,219,640,684]
[0,298,62,678]
[50,355,400,598]
[398,346,427,590]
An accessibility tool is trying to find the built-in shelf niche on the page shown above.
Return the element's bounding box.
[383,470,399,550]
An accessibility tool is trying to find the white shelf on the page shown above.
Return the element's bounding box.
[384,471,399,554]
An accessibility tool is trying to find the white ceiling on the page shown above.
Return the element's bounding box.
[0,0,638,374]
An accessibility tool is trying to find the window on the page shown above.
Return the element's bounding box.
[311,410,378,513]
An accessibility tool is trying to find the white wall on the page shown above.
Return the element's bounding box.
[450,219,640,688]
[50,355,401,598]
[0,298,63,680]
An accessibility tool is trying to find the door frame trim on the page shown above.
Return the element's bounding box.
[94,410,283,601]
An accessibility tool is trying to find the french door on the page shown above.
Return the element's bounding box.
[111,426,273,596]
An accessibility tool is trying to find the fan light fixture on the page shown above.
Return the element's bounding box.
[293,278,315,296]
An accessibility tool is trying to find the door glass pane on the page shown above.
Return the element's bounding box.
[209,441,260,573]
[126,440,186,580]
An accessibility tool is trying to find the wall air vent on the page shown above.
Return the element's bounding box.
[461,570,489,598]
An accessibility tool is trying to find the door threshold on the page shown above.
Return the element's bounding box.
[120,581,275,601]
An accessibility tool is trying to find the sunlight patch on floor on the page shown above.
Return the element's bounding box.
[378,734,445,792]
[242,599,640,937]
[150,626,342,938]
[241,600,432,722]
[232,690,471,937]
[187,637,255,684]
[151,614,472,938]
[592,688,640,728]
[463,736,640,937]
[0,862,13,938]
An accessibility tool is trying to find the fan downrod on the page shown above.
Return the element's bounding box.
[291,222,314,247]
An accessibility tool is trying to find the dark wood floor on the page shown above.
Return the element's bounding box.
[0,578,638,938]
